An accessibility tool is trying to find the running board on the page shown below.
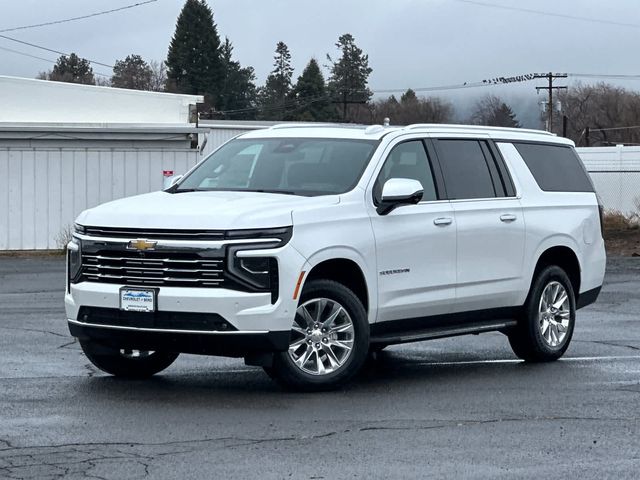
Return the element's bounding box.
[370,320,518,346]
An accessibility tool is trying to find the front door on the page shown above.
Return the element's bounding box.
[368,139,457,325]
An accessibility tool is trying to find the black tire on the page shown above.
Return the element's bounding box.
[508,265,576,362]
[266,279,369,391]
[80,340,179,378]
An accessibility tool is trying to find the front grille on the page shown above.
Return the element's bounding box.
[81,251,224,288]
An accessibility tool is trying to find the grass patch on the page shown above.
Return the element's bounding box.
[603,210,640,235]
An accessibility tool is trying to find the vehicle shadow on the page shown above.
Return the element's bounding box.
[75,348,556,404]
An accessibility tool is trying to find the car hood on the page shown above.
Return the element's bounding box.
[76,190,339,230]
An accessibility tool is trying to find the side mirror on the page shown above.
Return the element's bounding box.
[163,174,183,190]
[377,178,424,215]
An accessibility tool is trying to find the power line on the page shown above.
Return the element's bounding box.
[0,33,114,69]
[454,0,640,29]
[569,73,640,80]
[0,45,112,77]
[372,73,540,94]
[0,45,56,65]
[0,0,158,33]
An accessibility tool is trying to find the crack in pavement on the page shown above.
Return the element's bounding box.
[0,325,67,339]
[57,339,77,350]
[1,416,639,478]
[2,415,636,454]
[576,339,640,352]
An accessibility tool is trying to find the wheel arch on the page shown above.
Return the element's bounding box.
[301,253,372,317]
[530,244,582,299]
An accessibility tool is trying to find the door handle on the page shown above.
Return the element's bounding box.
[433,217,453,226]
[500,214,517,222]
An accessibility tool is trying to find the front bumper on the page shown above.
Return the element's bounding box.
[65,280,300,332]
[68,318,290,356]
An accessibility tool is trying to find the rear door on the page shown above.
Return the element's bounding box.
[431,136,525,312]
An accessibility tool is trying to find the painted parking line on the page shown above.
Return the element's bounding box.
[414,355,640,367]
[214,355,640,374]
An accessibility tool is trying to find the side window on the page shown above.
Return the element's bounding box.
[373,140,438,203]
[513,142,595,192]
[435,140,496,200]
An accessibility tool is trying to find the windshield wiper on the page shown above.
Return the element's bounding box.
[248,189,299,196]
[171,188,199,194]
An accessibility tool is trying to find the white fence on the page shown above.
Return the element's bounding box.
[0,147,198,250]
[577,146,640,215]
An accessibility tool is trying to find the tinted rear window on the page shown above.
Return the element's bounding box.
[514,143,594,192]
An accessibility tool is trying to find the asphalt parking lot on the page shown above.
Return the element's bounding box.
[0,255,639,479]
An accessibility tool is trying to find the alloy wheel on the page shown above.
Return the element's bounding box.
[288,298,355,376]
[538,281,571,348]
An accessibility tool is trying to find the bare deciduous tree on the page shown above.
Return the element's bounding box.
[149,60,167,92]
[558,82,640,146]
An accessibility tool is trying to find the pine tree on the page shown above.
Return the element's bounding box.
[290,58,334,121]
[111,54,152,90]
[400,88,418,105]
[165,0,223,103]
[258,41,294,120]
[216,38,257,119]
[48,53,95,85]
[470,95,520,128]
[327,34,373,121]
[491,103,521,128]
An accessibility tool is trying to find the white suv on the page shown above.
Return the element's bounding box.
[65,124,606,390]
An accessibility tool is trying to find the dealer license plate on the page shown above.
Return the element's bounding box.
[119,288,156,312]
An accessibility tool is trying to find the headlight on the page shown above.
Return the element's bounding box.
[227,248,279,302]
[237,257,273,289]
[67,239,82,290]
[73,223,86,235]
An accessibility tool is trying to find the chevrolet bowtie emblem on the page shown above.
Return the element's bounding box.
[127,239,157,251]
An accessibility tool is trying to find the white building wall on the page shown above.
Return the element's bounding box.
[0,147,198,250]
[0,76,202,124]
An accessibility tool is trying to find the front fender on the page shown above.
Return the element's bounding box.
[296,246,378,324]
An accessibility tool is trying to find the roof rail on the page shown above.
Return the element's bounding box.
[404,123,555,136]
[269,122,367,130]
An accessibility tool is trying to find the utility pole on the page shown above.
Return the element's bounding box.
[534,72,568,132]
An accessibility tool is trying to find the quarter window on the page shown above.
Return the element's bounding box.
[373,140,438,203]
[513,142,594,192]
[435,140,497,199]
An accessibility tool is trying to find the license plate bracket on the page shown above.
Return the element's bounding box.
[119,287,157,313]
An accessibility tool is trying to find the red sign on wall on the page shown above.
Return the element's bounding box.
[163,170,174,177]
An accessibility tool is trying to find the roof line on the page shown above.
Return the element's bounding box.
[404,123,554,136]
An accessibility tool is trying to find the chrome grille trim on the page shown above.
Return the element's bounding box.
[74,233,280,250]
[83,227,226,240]
[80,252,225,288]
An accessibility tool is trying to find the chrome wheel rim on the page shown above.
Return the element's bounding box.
[288,298,355,376]
[538,281,571,348]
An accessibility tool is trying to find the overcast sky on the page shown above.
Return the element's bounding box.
[2,0,640,123]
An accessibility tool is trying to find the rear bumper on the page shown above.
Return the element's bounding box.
[68,319,290,357]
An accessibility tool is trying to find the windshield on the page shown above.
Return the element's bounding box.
[175,137,378,196]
